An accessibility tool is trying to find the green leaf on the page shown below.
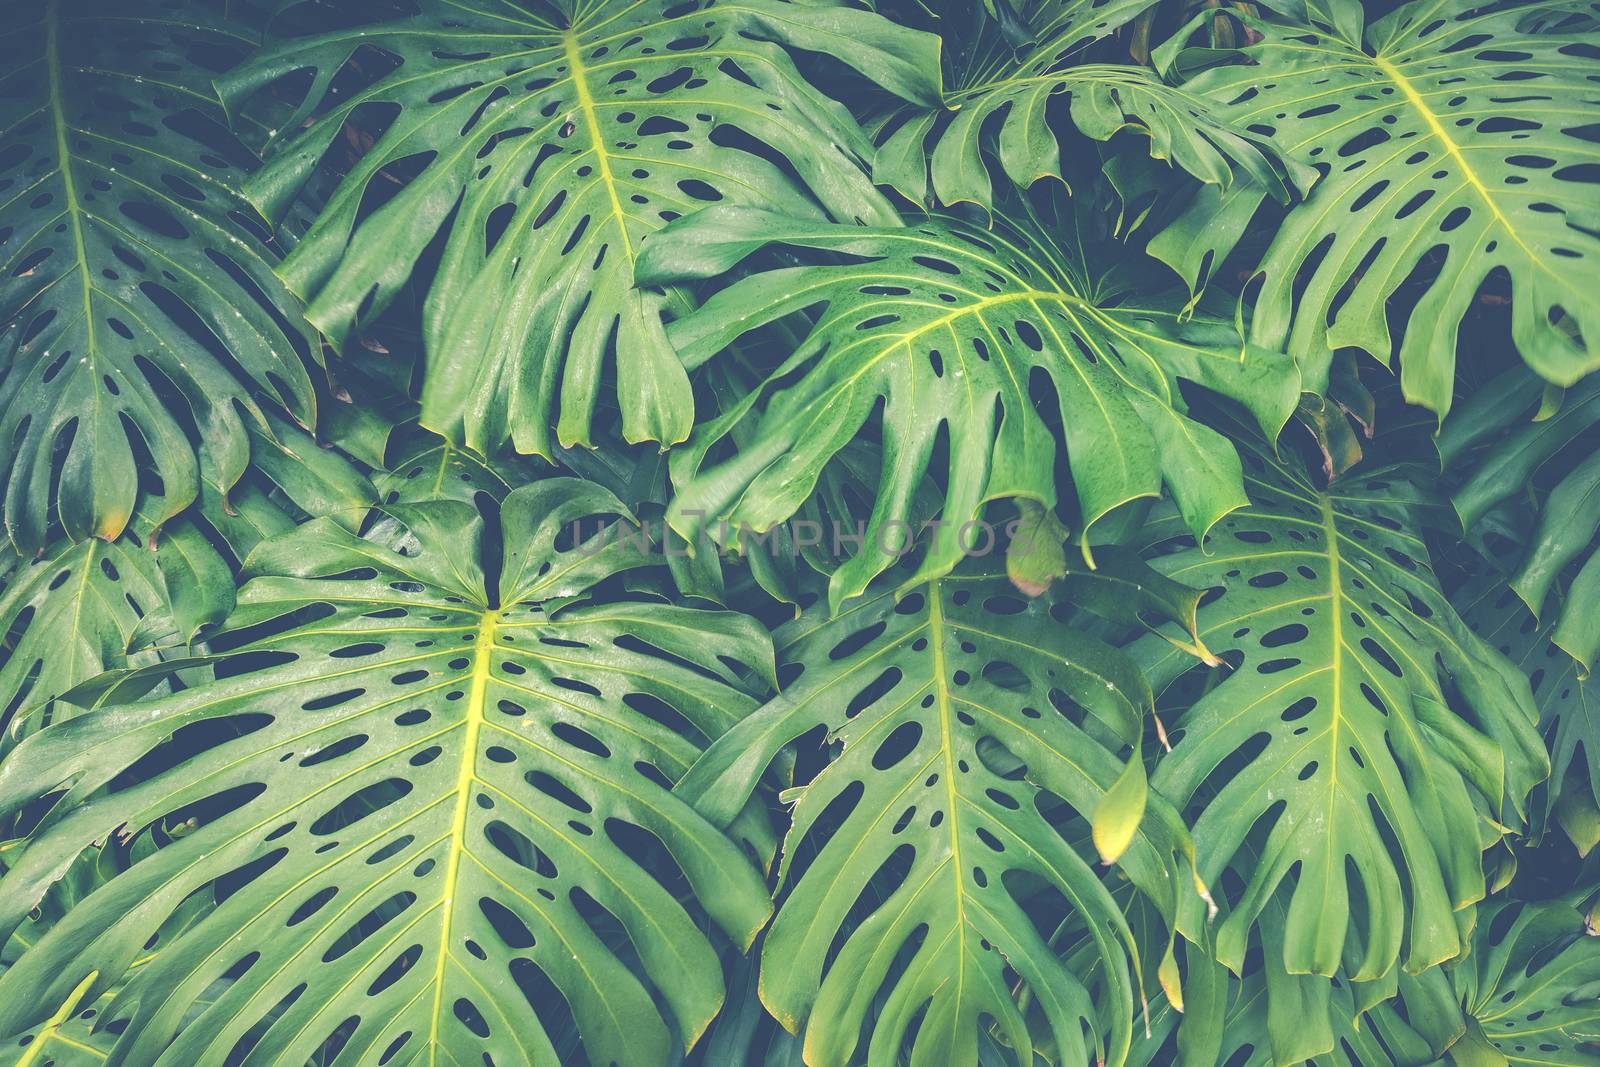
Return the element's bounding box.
[1057,543,1216,665]
[148,521,231,649]
[2,409,377,750]
[1005,499,1069,595]
[0,849,216,1067]
[0,0,319,552]
[0,537,169,748]
[1094,739,1150,864]
[1458,570,1599,855]
[677,563,1194,1067]
[1213,964,1460,1067]
[637,200,1300,610]
[0,972,105,1067]
[0,480,774,1066]
[1440,897,1600,1066]
[1296,351,1374,482]
[376,432,543,508]
[1446,369,1600,670]
[130,412,378,652]
[1133,436,1548,988]
[1130,888,1468,1066]
[221,0,941,459]
[1556,784,1600,857]
[1154,0,1600,414]
[873,0,1311,211]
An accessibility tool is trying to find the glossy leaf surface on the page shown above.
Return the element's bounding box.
[0,0,317,551]
[0,481,774,1067]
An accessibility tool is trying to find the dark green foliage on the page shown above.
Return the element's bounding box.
[1,1,1597,1065]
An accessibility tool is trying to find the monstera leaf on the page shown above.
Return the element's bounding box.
[1431,896,1600,1066]
[0,481,776,1067]
[1132,434,1548,992]
[220,0,940,460]
[2,409,376,748]
[0,842,216,1067]
[1459,570,1600,855]
[872,0,1309,211]
[0,976,111,1067]
[1151,0,1600,414]
[376,431,541,508]
[1129,952,1465,1067]
[677,562,1198,1067]
[0,0,319,552]
[1444,367,1600,671]
[637,200,1300,609]
[0,536,169,746]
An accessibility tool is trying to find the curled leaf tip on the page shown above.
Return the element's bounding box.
[1196,875,1219,920]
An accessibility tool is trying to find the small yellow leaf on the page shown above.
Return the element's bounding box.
[1092,750,1147,864]
[1158,941,1184,1014]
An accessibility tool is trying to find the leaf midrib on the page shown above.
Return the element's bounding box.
[1369,52,1545,272]
[44,0,103,532]
[927,579,971,1016]
[563,30,634,271]
[426,606,499,1064]
[12,971,99,1067]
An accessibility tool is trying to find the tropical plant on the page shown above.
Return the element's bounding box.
[1,0,1598,1065]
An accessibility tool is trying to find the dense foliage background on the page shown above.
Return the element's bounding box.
[1,0,1598,1064]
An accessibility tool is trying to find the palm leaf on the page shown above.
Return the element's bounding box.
[0,480,774,1067]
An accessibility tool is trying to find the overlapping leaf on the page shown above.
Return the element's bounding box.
[1431,896,1600,1065]
[638,200,1300,609]
[678,563,1197,1067]
[0,840,215,1067]
[1151,0,1600,413]
[0,0,1595,1063]
[872,0,1309,211]
[1209,895,1600,1065]
[2,409,375,749]
[0,535,168,749]
[1459,570,1600,855]
[221,0,940,459]
[0,480,775,1067]
[1127,878,1471,1067]
[0,0,319,552]
[1444,366,1600,671]
[1132,435,1548,991]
